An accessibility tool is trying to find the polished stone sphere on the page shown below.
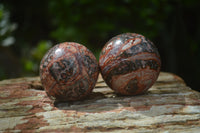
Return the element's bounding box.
[40,42,99,101]
[99,33,161,95]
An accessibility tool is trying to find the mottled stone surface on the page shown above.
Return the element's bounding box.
[99,33,161,95]
[0,72,200,132]
[40,42,99,101]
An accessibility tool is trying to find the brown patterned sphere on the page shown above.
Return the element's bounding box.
[40,42,99,101]
[99,33,161,95]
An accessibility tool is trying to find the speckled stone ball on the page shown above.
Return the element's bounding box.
[40,42,99,101]
[99,33,161,95]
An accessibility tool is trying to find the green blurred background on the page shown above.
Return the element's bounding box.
[0,0,200,91]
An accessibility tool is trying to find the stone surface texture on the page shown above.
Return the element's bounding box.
[40,42,99,101]
[99,33,161,95]
[0,72,200,132]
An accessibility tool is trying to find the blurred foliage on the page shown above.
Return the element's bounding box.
[21,41,52,73]
[48,0,172,48]
[0,0,200,91]
[0,4,18,79]
[0,4,17,47]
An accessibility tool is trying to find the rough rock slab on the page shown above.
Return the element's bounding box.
[0,72,200,133]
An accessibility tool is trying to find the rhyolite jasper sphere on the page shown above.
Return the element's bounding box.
[40,42,99,101]
[99,33,161,95]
